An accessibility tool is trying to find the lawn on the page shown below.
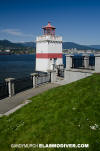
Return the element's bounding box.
[0,74,100,151]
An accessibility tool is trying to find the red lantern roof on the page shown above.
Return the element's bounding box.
[42,22,56,35]
[42,22,56,29]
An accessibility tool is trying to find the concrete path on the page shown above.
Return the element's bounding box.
[55,77,70,85]
[0,83,59,114]
[55,79,70,85]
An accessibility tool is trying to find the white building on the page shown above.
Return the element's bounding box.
[36,22,63,72]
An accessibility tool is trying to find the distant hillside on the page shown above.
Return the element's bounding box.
[0,40,99,50]
[63,42,95,50]
[17,42,36,48]
[89,45,100,49]
[21,41,95,50]
[0,40,24,48]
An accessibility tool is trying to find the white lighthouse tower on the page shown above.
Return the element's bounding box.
[36,22,63,72]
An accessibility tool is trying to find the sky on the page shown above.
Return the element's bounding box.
[0,0,100,45]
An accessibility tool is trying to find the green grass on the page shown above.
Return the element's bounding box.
[0,74,100,151]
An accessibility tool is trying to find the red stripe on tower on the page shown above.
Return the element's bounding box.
[36,53,62,58]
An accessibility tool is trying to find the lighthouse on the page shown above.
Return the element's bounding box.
[36,22,63,72]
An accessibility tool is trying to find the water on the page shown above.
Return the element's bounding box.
[0,54,94,84]
[0,54,66,83]
[0,54,36,83]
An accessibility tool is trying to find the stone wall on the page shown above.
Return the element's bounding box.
[95,54,100,73]
[64,69,92,84]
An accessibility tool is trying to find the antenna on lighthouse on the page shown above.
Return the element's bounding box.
[48,21,51,24]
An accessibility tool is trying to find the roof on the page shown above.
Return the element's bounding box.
[42,22,56,29]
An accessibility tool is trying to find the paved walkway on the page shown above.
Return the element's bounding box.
[0,83,59,114]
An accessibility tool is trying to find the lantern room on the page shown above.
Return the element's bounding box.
[42,22,56,35]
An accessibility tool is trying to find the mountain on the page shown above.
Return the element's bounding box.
[21,41,95,50]
[16,42,36,47]
[0,40,99,50]
[89,45,100,49]
[0,40,24,48]
[63,42,95,50]
[0,40,36,49]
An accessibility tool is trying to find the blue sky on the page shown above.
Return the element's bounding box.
[0,0,100,45]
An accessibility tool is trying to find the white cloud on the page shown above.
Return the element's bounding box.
[1,29,33,37]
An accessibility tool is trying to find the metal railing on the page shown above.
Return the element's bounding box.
[72,55,95,69]
[14,76,33,94]
[89,55,95,66]
[37,73,51,86]
[57,69,64,77]
[72,56,84,68]
[0,82,8,100]
[0,72,51,100]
